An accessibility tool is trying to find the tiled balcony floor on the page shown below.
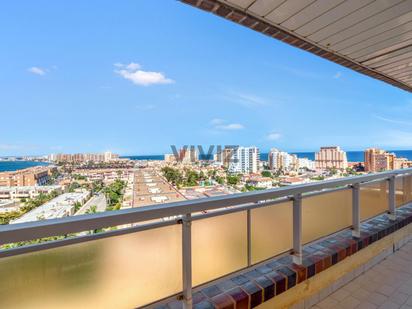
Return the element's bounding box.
[313,240,412,309]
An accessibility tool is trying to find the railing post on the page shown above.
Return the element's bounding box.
[292,193,302,265]
[388,176,396,221]
[182,214,192,309]
[351,183,360,238]
[247,209,251,267]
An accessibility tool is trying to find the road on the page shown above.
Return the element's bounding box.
[75,193,107,215]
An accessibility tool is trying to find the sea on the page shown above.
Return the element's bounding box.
[0,161,49,172]
[123,150,412,163]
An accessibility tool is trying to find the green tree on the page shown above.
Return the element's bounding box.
[86,205,97,214]
[261,171,272,178]
[215,176,224,185]
[74,202,82,212]
[68,182,81,192]
[161,167,183,186]
[227,175,240,185]
[104,179,126,211]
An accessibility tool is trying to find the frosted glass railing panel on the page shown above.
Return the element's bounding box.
[396,177,404,207]
[192,211,247,286]
[404,175,412,205]
[251,201,293,264]
[0,225,182,308]
[302,189,352,244]
[397,175,412,207]
[360,180,388,220]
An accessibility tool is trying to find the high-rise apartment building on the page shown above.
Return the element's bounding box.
[315,146,348,170]
[49,152,119,163]
[228,146,259,174]
[364,148,396,172]
[298,157,316,170]
[104,151,118,162]
[215,147,235,168]
[179,146,198,163]
[268,148,298,171]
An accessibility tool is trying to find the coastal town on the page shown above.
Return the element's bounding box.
[0,146,411,232]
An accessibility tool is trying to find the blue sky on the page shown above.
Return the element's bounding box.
[1,0,411,156]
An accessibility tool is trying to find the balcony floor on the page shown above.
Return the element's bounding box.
[313,240,412,309]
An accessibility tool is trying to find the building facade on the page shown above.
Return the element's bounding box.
[315,146,348,170]
[298,157,316,170]
[179,146,198,163]
[268,148,298,171]
[215,147,235,168]
[0,185,62,201]
[0,167,51,187]
[49,152,119,163]
[364,148,404,172]
[228,146,259,174]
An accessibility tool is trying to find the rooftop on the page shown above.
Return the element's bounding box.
[11,191,89,224]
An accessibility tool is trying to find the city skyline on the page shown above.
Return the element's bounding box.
[1,1,412,156]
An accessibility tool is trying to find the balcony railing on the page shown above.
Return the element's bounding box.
[1,169,412,308]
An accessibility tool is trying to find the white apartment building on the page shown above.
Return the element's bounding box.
[228,147,259,174]
[0,185,62,201]
[268,148,298,171]
[298,158,316,171]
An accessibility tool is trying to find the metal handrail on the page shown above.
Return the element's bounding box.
[0,168,411,244]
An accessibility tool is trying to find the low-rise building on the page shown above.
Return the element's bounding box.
[0,200,18,213]
[279,177,308,186]
[11,190,90,224]
[74,168,132,184]
[0,166,52,187]
[0,185,62,201]
[247,176,273,189]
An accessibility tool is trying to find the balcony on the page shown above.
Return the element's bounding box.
[1,169,412,308]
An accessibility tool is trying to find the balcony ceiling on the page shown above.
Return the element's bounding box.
[181,0,412,92]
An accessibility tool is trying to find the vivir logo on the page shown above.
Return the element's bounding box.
[169,145,239,163]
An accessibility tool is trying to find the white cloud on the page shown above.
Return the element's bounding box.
[216,123,244,130]
[115,62,174,86]
[333,72,342,79]
[210,118,244,131]
[266,132,282,141]
[126,62,141,70]
[28,67,46,76]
